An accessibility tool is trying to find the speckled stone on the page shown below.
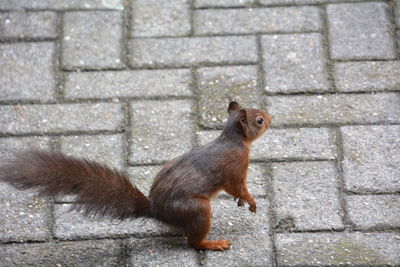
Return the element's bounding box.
[131,0,190,37]
[0,136,50,201]
[0,11,57,39]
[127,238,197,266]
[0,200,51,243]
[346,195,400,229]
[0,103,123,134]
[64,69,192,99]
[0,0,124,10]
[341,125,400,193]
[53,203,172,240]
[194,7,321,35]
[327,3,396,60]
[197,127,336,161]
[0,239,122,266]
[129,100,194,164]
[0,42,55,101]
[272,161,343,231]
[197,65,261,128]
[129,36,257,67]
[262,33,329,93]
[61,134,124,170]
[334,61,400,92]
[126,165,163,196]
[265,93,400,126]
[276,232,400,266]
[62,11,123,69]
[195,0,254,7]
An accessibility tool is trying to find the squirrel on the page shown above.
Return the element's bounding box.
[0,101,271,251]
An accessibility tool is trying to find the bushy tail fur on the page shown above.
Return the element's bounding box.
[0,150,150,220]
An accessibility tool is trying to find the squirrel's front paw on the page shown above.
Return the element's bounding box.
[237,199,245,207]
[248,200,257,213]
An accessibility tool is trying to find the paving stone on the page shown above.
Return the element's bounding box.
[0,11,57,39]
[0,103,123,134]
[0,0,124,10]
[64,69,192,99]
[62,11,123,69]
[327,3,396,60]
[197,65,261,128]
[126,165,163,195]
[346,195,400,229]
[0,200,51,243]
[195,0,254,7]
[197,127,336,161]
[334,61,400,92]
[61,134,124,170]
[0,42,55,101]
[53,203,172,240]
[276,232,400,266]
[204,232,273,266]
[129,36,257,67]
[265,93,400,126]
[0,239,122,266]
[341,125,400,193]
[127,237,197,266]
[0,136,50,201]
[194,7,321,35]
[131,0,190,37]
[129,100,194,164]
[262,33,329,93]
[272,161,343,231]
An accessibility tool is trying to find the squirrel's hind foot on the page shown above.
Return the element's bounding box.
[192,240,231,251]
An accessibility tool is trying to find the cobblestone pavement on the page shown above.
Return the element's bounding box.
[0,0,400,266]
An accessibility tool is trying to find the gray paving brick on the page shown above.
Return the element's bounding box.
[0,11,57,39]
[129,100,194,164]
[276,232,400,266]
[204,233,273,266]
[61,134,124,170]
[197,127,336,161]
[0,239,122,266]
[0,0,124,10]
[195,7,321,35]
[0,42,55,101]
[127,238,197,266]
[272,161,343,231]
[127,165,163,195]
[327,3,396,60]
[341,125,400,193]
[265,93,400,126]
[195,0,254,7]
[346,195,400,229]
[0,103,123,134]
[0,136,50,201]
[129,36,257,67]
[64,69,192,99]
[262,33,329,93]
[53,203,171,240]
[334,61,400,92]
[131,0,190,37]
[62,11,123,69]
[0,200,51,243]
[197,65,261,128]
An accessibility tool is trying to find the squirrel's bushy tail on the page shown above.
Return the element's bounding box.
[0,150,150,220]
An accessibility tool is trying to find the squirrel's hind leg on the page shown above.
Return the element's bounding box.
[185,197,231,251]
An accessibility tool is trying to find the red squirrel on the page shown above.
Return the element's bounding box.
[0,101,271,251]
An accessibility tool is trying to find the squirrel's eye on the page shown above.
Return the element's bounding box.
[256,117,264,125]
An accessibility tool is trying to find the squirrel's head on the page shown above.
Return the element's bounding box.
[227,101,272,143]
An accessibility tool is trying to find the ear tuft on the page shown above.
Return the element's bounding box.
[228,101,240,114]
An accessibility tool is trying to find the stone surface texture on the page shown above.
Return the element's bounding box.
[0,1,399,265]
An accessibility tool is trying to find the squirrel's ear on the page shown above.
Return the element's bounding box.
[238,109,248,137]
[228,101,240,114]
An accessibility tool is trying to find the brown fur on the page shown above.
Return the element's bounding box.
[0,101,271,251]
